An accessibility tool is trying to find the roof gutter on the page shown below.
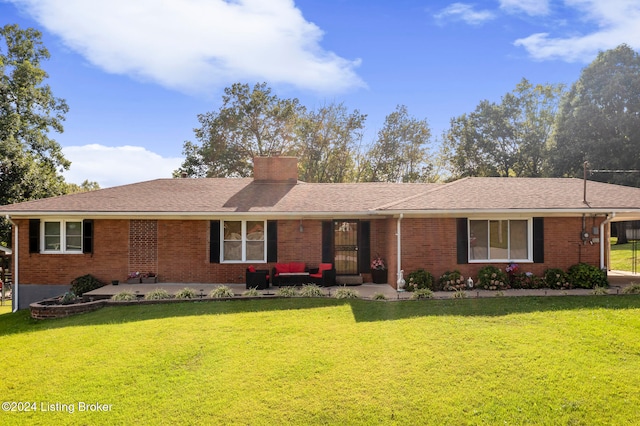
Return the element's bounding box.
[5,215,17,313]
[600,213,615,270]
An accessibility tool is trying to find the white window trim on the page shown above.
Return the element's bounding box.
[221,220,267,263]
[468,218,533,263]
[41,219,84,254]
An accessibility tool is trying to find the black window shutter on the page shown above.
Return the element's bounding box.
[359,221,371,273]
[456,218,468,264]
[533,217,544,263]
[29,219,40,253]
[210,220,220,263]
[83,219,94,254]
[267,220,278,262]
[322,221,333,263]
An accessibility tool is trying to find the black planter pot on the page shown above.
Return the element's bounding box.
[371,269,388,284]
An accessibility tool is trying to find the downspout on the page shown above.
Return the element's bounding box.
[397,214,403,288]
[6,216,18,313]
[600,213,615,270]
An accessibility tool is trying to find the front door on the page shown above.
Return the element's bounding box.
[334,220,359,275]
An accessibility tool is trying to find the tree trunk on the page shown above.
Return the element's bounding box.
[616,221,629,245]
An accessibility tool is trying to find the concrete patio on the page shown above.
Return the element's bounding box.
[83,270,640,301]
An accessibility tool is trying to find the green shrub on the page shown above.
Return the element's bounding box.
[70,274,104,296]
[174,287,198,299]
[410,288,434,300]
[477,266,509,290]
[453,289,467,298]
[405,269,435,292]
[299,284,324,298]
[567,263,607,289]
[622,283,640,294]
[438,270,465,291]
[242,288,260,297]
[145,288,172,300]
[111,291,137,301]
[209,285,235,298]
[60,291,77,305]
[512,272,541,289]
[372,292,387,300]
[334,287,359,299]
[543,268,570,289]
[592,286,608,295]
[276,286,298,297]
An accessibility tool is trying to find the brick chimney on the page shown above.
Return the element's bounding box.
[253,156,298,183]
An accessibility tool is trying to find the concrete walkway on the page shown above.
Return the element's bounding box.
[84,270,640,301]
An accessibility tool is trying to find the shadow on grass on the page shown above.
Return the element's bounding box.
[1,294,640,336]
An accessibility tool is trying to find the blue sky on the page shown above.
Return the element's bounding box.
[2,0,639,187]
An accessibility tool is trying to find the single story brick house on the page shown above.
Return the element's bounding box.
[2,156,640,310]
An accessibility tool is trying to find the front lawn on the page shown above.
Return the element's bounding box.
[1,296,640,425]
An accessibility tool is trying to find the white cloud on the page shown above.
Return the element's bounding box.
[434,3,496,25]
[62,145,183,188]
[514,0,640,61]
[499,0,550,16]
[8,0,364,94]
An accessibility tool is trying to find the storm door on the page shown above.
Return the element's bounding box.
[334,220,359,275]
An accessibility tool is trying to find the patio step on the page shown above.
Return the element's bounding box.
[336,275,363,286]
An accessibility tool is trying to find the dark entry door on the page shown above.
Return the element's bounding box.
[334,220,358,275]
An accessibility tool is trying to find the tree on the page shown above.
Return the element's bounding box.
[551,44,640,187]
[295,103,366,183]
[364,105,434,182]
[177,82,303,178]
[442,79,564,178]
[1,24,70,243]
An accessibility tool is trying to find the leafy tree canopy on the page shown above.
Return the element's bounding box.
[551,44,640,187]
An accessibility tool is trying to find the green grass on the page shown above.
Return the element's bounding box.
[1,296,640,425]
[610,237,640,271]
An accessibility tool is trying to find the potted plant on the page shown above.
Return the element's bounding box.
[370,255,388,284]
[126,272,141,284]
[141,272,157,284]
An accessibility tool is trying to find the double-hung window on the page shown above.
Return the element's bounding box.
[42,220,83,253]
[469,219,531,262]
[222,220,266,262]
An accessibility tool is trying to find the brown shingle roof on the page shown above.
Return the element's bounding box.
[1,177,639,217]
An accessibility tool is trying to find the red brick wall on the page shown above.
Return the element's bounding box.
[394,216,602,286]
[129,220,158,275]
[16,219,129,285]
[13,216,604,288]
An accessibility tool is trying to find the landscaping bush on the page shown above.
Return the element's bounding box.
[145,288,172,300]
[405,269,435,292]
[452,289,468,298]
[438,270,465,291]
[174,287,197,299]
[276,286,298,297]
[543,268,570,289]
[410,288,434,300]
[334,287,359,299]
[622,283,640,294]
[111,291,137,301]
[242,288,260,297]
[567,263,607,289]
[70,274,104,296]
[299,284,324,298]
[60,291,78,305]
[477,266,509,290]
[209,285,235,298]
[372,292,387,300]
[512,272,542,289]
